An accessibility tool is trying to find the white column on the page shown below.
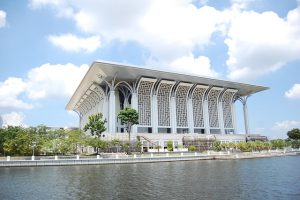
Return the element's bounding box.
[218,101,225,134]
[103,97,109,133]
[187,98,194,133]
[124,97,129,108]
[108,90,116,133]
[131,92,138,134]
[152,95,158,133]
[171,96,177,134]
[243,102,250,135]
[204,99,210,134]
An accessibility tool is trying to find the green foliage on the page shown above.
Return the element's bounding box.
[270,139,288,149]
[188,145,197,152]
[83,113,107,137]
[118,107,139,135]
[212,140,222,151]
[291,140,300,148]
[287,128,300,140]
[237,142,252,152]
[118,107,139,154]
[0,125,88,156]
[166,141,173,152]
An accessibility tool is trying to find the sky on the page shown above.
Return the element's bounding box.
[0,0,300,139]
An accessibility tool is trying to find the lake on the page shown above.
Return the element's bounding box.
[0,155,299,200]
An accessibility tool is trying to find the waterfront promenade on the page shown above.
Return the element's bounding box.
[1,149,299,167]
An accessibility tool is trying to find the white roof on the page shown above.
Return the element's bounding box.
[66,60,268,110]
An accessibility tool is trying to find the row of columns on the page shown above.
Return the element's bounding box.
[104,84,250,135]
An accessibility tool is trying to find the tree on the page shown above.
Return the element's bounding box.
[287,128,300,140]
[83,113,107,138]
[117,107,139,146]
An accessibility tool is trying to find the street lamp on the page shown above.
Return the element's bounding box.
[32,141,36,160]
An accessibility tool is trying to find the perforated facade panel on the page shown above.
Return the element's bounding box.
[137,79,156,126]
[157,82,174,127]
[222,90,237,128]
[176,84,192,127]
[192,86,207,128]
[208,88,222,128]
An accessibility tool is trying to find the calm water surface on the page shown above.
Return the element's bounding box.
[0,155,300,200]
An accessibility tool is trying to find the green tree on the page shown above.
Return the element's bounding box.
[83,113,107,138]
[117,107,139,151]
[287,128,300,140]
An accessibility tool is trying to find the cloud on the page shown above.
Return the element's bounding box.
[0,63,88,111]
[48,34,101,53]
[272,120,300,132]
[0,78,33,109]
[0,10,6,28]
[29,0,73,18]
[26,63,89,99]
[170,54,218,77]
[30,0,300,80]
[2,112,26,127]
[30,0,224,71]
[285,84,300,100]
[225,4,300,80]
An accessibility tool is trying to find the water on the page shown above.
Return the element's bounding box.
[1,155,300,200]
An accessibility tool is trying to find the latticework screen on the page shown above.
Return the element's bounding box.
[138,80,155,126]
[208,88,222,128]
[192,87,207,128]
[176,84,191,127]
[157,83,173,127]
[222,90,236,128]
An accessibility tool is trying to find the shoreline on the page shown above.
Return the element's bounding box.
[0,151,299,167]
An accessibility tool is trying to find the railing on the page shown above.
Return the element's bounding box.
[0,149,299,167]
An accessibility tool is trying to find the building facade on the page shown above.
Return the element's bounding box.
[66,61,268,148]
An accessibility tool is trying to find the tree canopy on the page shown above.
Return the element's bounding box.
[118,107,139,138]
[287,128,300,140]
[83,113,107,138]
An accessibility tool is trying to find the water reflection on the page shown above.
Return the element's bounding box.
[0,156,299,200]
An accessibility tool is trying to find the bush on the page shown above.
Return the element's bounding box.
[167,141,173,152]
[188,145,197,152]
[212,140,222,151]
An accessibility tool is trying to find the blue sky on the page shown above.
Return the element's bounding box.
[0,0,300,139]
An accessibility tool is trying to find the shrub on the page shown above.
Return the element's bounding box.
[212,140,222,151]
[188,145,197,152]
[166,141,173,152]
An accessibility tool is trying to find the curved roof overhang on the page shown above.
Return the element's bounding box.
[66,60,269,111]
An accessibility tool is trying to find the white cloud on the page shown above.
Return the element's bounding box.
[0,77,33,109]
[26,63,89,99]
[225,4,300,80]
[0,10,7,28]
[29,0,300,80]
[29,0,74,18]
[48,34,101,53]
[0,63,88,111]
[285,84,300,100]
[2,112,26,127]
[272,120,300,132]
[260,120,300,139]
[170,54,218,77]
[30,0,224,70]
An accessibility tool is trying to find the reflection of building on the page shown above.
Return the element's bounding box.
[66,61,268,149]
